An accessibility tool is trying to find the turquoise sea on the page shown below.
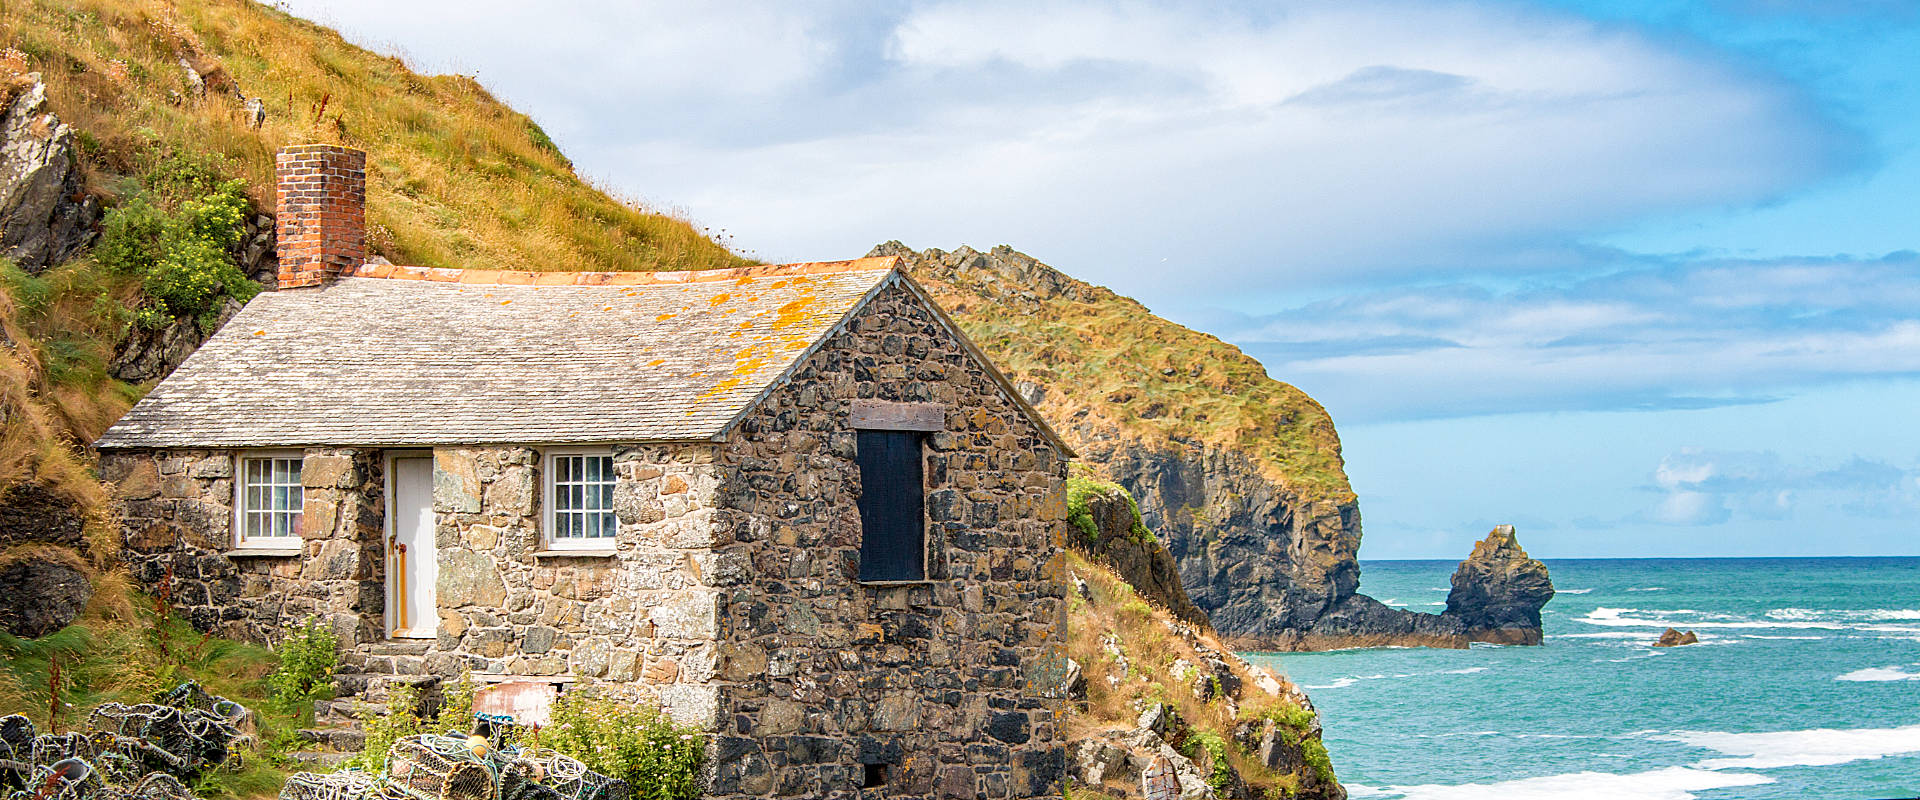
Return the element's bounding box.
[1247,558,1920,800]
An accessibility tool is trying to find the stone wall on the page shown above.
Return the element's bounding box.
[103,448,385,645]
[423,444,727,721]
[707,282,1071,800]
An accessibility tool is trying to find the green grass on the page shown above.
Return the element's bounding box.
[918,257,1354,506]
[0,573,301,800]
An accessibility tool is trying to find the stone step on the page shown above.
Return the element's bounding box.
[298,727,367,751]
[367,640,432,656]
[290,751,355,770]
[313,698,371,724]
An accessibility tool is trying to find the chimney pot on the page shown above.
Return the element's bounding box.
[274,144,366,289]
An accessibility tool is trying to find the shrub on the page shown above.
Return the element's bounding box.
[1179,729,1233,792]
[522,692,705,800]
[94,153,259,331]
[341,683,423,773]
[267,616,337,720]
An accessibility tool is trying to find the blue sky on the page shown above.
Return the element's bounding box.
[281,0,1919,559]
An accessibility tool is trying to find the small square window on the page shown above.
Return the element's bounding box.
[546,450,617,549]
[861,764,888,789]
[234,451,303,549]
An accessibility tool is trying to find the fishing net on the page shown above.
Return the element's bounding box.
[382,735,498,800]
[279,771,383,800]
[0,683,254,800]
[501,750,626,800]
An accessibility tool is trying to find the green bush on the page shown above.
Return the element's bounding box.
[522,692,706,800]
[95,152,259,331]
[267,616,337,720]
[1302,738,1335,785]
[341,683,424,773]
[1179,729,1233,791]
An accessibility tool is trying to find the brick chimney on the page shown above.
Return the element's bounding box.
[274,144,366,289]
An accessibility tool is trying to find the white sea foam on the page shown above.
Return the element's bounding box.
[1559,588,1593,594]
[1664,723,1920,769]
[1302,677,1359,689]
[1626,586,1666,592]
[1836,665,1920,682]
[1370,766,1771,800]
[1577,607,1846,630]
[1442,666,1489,675]
[1866,608,1920,620]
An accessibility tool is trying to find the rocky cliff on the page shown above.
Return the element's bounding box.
[889,242,1553,649]
[1067,476,1211,629]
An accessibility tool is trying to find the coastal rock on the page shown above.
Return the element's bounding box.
[1653,628,1699,647]
[883,242,1553,653]
[1069,479,1211,627]
[1445,525,1555,644]
[1,76,99,273]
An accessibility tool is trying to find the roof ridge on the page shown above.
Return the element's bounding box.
[347,255,901,287]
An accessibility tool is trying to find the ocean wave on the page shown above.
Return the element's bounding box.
[1625,587,1666,592]
[1368,766,1771,800]
[1559,588,1593,594]
[1836,665,1920,682]
[1663,723,1920,770]
[1300,666,1491,689]
[1867,609,1920,620]
[1577,607,1847,630]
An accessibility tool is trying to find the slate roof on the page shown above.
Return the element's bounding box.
[97,258,908,448]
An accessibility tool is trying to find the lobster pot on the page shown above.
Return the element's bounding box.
[280,771,383,800]
[85,703,236,777]
[95,772,197,800]
[385,736,498,800]
[506,750,628,800]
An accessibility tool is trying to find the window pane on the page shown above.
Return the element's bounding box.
[286,459,303,488]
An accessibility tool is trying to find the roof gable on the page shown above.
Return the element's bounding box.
[95,257,1072,457]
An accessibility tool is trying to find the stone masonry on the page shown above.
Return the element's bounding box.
[100,278,1071,798]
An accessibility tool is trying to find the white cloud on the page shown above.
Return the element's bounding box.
[1639,448,1920,526]
[1211,253,1920,420]
[272,0,1859,296]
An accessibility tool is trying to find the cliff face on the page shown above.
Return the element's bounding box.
[891,242,1552,650]
[1067,476,1212,629]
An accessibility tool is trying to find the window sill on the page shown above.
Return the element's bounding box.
[224,548,303,558]
[532,549,617,559]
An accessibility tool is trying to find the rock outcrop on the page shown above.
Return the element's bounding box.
[889,242,1552,650]
[1445,524,1555,645]
[0,75,98,273]
[1068,478,1211,628]
[1653,628,1699,647]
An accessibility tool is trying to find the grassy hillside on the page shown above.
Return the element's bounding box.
[5,0,746,273]
[900,245,1354,504]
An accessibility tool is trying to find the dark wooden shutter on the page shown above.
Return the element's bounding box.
[856,431,925,581]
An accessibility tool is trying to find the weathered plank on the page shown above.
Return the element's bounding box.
[1143,755,1180,800]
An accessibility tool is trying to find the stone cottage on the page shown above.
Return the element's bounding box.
[94,145,1074,798]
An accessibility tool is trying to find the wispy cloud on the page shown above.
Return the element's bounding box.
[1640,448,1920,525]
[1207,252,1920,421]
[276,0,1865,295]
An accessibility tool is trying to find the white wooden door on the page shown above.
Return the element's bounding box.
[388,457,438,639]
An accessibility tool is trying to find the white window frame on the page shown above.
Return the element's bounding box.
[543,448,619,551]
[233,449,305,550]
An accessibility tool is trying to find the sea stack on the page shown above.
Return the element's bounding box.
[1446,524,1556,645]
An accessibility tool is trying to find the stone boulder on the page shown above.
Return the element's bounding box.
[1444,525,1554,645]
[0,552,90,637]
[0,483,89,553]
[1,75,99,273]
[1068,480,1211,628]
[1653,628,1699,647]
